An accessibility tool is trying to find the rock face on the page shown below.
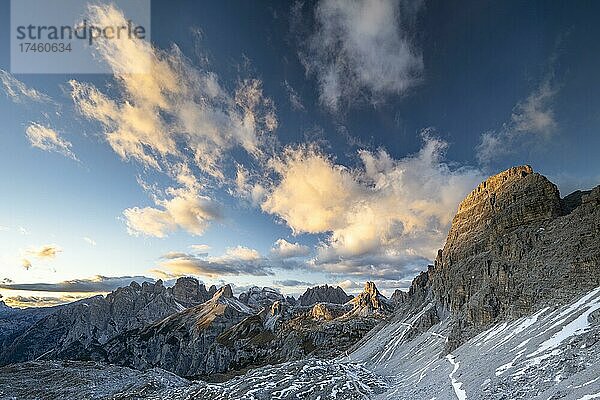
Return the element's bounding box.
[0,278,212,365]
[346,282,394,317]
[99,282,392,379]
[394,166,600,351]
[238,286,286,310]
[100,285,256,378]
[298,285,353,306]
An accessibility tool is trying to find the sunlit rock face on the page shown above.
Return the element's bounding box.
[402,165,600,351]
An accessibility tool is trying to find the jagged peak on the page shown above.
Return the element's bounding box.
[458,165,534,214]
[213,284,233,299]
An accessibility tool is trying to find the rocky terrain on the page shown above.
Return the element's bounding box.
[89,281,389,379]
[0,277,216,364]
[297,284,353,306]
[0,165,599,399]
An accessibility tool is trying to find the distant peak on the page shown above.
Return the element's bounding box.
[214,284,233,299]
[363,281,379,297]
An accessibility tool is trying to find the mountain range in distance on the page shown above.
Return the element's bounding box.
[0,165,599,399]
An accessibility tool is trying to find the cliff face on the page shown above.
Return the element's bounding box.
[0,278,214,365]
[298,285,353,306]
[413,166,600,350]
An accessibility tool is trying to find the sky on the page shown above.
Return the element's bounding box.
[1,0,599,307]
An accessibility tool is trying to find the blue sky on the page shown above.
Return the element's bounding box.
[1,0,599,307]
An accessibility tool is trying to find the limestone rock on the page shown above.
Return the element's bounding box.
[298,285,353,306]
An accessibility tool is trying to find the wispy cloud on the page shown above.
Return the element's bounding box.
[151,246,273,279]
[68,4,278,238]
[477,80,558,164]
[190,244,211,253]
[25,123,78,161]
[282,80,305,111]
[20,244,62,271]
[83,237,97,246]
[26,244,62,259]
[0,70,53,104]
[299,0,423,110]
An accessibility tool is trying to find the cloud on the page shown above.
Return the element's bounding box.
[26,244,62,259]
[263,133,483,279]
[123,184,222,238]
[270,238,310,259]
[25,123,78,161]
[83,237,97,246]
[282,80,305,111]
[273,279,314,287]
[152,246,273,279]
[0,226,8,232]
[336,279,361,290]
[0,275,154,293]
[299,0,423,110]
[70,4,277,179]
[21,259,32,270]
[477,80,558,164]
[0,70,53,104]
[190,244,211,253]
[232,163,268,206]
[20,244,62,270]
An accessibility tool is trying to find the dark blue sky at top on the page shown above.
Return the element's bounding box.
[1,0,599,189]
[146,0,600,191]
[0,0,599,296]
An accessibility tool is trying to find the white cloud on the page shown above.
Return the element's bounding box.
[283,80,305,111]
[477,80,558,164]
[232,163,268,205]
[300,0,423,110]
[263,134,483,279]
[68,4,278,239]
[270,238,311,259]
[83,237,97,246]
[151,246,272,279]
[70,4,277,179]
[123,185,221,238]
[0,70,53,104]
[26,244,62,259]
[25,123,78,161]
[190,244,211,253]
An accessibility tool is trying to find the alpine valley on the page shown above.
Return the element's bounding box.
[1,166,599,399]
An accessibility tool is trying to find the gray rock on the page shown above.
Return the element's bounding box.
[298,284,353,306]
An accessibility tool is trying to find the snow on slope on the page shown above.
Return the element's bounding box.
[360,286,600,400]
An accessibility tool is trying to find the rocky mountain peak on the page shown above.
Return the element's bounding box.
[347,282,393,317]
[239,286,285,310]
[423,166,600,352]
[214,284,234,299]
[298,285,353,306]
[169,277,211,306]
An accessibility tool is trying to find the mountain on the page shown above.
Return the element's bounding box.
[238,286,286,310]
[0,278,214,364]
[297,284,353,306]
[345,281,394,317]
[99,285,256,378]
[0,165,598,399]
